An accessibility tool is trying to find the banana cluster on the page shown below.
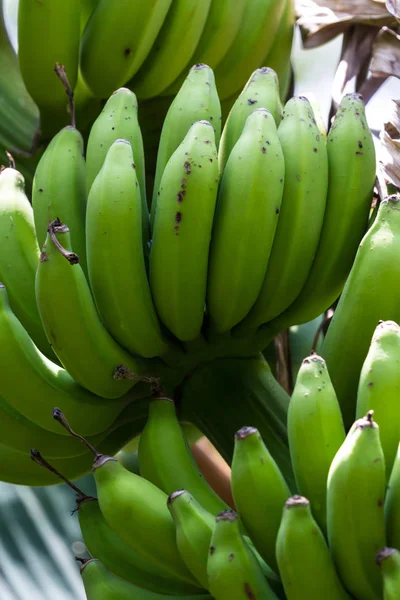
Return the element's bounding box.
[16,0,293,139]
[31,318,400,599]
[0,60,378,485]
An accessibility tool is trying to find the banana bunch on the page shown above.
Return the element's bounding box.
[0,57,379,487]
[30,323,400,599]
[15,0,293,141]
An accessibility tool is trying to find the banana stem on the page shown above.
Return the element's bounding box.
[47,219,80,264]
[54,62,76,129]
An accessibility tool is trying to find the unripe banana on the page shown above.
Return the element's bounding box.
[327,412,386,600]
[91,455,201,586]
[207,510,279,600]
[0,284,132,436]
[150,63,221,230]
[150,120,219,341]
[86,139,172,360]
[321,195,400,428]
[240,96,328,329]
[32,126,87,274]
[85,88,149,248]
[207,108,284,333]
[385,443,400,550]
[17,0,80,138]
[231,426,291,573]
[287,354,345,533]
[139,398,228,515]
[213,0,286,101]
[376,548,400,600]
[276,496,350,600]
[266,93,376,337]
[35,220,145,399]
[218,67,283,174]
[79,0,173,98]
[130,0,212,100]
[356,320,400,478]
[78,497,200,595]
[80,559,210,600]
[0,167,52,357]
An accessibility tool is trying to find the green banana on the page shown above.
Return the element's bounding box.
[0,282,138,436]
[376,548,400,600]
[85,87,149,247]
[0,395,108,459]
[86,138,173,360]
[265,92,376,337]
[35,220,147,399]
[385,443,400,550]
[32,126,87,274]
[327,412,386,600]
[130,0,212,100]
[79,0,173,98]
[207,108,284,333]
[0,166,52,357]
[276,496,350,600]
[287,354,345,533]
[321,195,400,428]
[240,96,328,329]
[163,0,247,95]
[356,320,400,478]
[80,559,211,600]
[150,63,221,230]
[218,67,283,174]
[230,426,291,573]
[260,0,294,101]
[138,397,228,515]
[87,453,202,586]
[17,0,80,138]
[207,510,279,600]
[76,496,202,595]
[213,0,286,101]
[150,120,219,342]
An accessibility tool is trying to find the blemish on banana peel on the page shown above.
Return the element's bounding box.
[228,553,234,561]
[209,546,215,555]
[247,98,257,105]
[377,498,384,506]
[40,250,48,262]
[183,161,191,175]
[124,48,132,57]
[244,583,256,599]
[174,212,182,235]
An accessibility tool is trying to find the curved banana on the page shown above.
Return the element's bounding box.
[356,320,400,478]
[287,354,345,533]
[240,96,328,329]
[0,167,52,357]
[80,0,173,98]
[85,87,149,247]
[218,67,283,174]
[230,426,291,573]
[376,548,400,600]
[32,126,87,274]
[35,220,147,399]
[207,108,284,333]
[17,0,80,138]
[265,92,376,338]
[321,195,400,428]
[327,412,386,600]
[80,559,211,600]
[86,139,173,360]
[385,443,400,550]
[130,0,212,100]
[78,497,201,595]
[213,0,286,101]
[207,510,279,600]
[138,397,228,515]
[260,0,295,101]
[276,496,350,600]
[150,63,221,230]
[150,120,219,341]
[90,454,201,586]
[163,0,247,95]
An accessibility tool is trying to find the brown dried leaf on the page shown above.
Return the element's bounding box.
[370,26,400,77]
[386,0,400,19]
[379,99,400,187]
[296,0,396,47]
